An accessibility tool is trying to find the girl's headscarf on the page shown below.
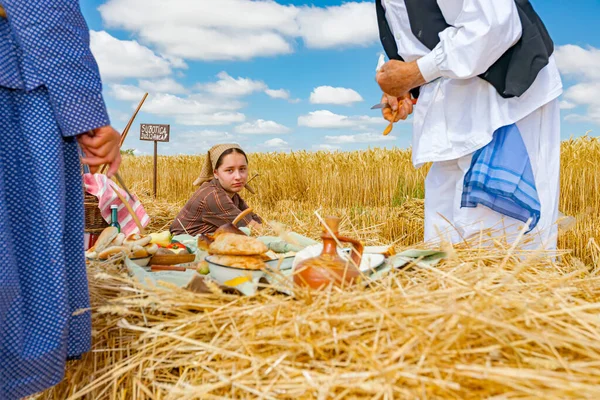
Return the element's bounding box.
[193,143,255,193]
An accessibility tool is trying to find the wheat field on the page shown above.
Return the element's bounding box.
[119,135,600,265]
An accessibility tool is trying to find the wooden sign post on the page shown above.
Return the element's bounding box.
[140,123,170,198]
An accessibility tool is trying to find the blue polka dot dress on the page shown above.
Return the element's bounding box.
[0,2,110,398]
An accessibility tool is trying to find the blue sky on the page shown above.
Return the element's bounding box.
[82,0,600,155]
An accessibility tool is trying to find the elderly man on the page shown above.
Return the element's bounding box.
[375,0,562,249]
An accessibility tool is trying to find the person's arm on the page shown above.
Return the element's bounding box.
[2,0,110,137]
[417,0,522,83]
[376,0,522,97]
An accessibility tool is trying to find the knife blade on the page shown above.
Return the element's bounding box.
[371,103,390,110]
[114,172,134,199]
[371,98,418,110]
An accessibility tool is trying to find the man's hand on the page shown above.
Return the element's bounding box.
[376,60,425,97]
[77,125,122,177]
[381,92,413,123]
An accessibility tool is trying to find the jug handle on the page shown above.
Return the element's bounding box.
[337,236,364,268]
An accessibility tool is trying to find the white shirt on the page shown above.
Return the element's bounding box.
[381,0,563,167]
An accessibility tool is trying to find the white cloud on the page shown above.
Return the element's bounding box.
[178,130,234,140]
[264,138,289,149]
[234,120,291,134]
[325,133,397,144]
[90,30,182,81]
[265,88,291,100]
[199,72,267,97]
[98,0,377,61]
[134,93,245,126]
[312,144,341,152]
[176,112,247,126]
[309,86,364,105]
[298,110,385,129]
[143,93,243,116]
[138,77,188,94]
[296,2,378,49]
[555,45,600,126]
[109,84,146,101]
[108,108,132,123]
[563,82,600,125]
[556,45,600,81]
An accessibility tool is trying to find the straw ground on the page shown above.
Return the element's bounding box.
[36,136,600,399]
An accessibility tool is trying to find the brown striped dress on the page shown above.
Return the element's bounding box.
[169,178,262,236]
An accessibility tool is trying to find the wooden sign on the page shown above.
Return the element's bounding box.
[140,123,170,142]
[140,123,170,198]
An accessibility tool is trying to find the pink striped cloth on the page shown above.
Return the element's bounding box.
[83,173,150,236]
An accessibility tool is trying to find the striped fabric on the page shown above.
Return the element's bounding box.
[461,123,541,232]
[83,173,150,236]
[170,178,262,236]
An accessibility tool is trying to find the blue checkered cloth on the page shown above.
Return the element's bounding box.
[461,124,541,232]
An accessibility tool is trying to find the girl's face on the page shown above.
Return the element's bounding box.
[214,152,248,194]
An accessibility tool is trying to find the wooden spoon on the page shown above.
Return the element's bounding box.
[383,109,398,136]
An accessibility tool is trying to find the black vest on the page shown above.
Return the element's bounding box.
[376,0,554,99]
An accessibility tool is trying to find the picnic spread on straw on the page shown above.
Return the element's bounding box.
[67,90,600,399]
[72,137,600,399]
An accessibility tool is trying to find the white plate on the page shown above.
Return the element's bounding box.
[358,253,385,272]
[292,245,385,273]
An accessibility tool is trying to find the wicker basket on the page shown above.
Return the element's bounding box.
[84,190,109,234]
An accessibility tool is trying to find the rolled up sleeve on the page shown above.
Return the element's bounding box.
[417,0,522,82]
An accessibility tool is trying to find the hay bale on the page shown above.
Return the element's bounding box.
[40,243,600,399]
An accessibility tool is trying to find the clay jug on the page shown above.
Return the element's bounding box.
[293,216,364,289]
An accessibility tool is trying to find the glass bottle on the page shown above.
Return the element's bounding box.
[110,204,121,233]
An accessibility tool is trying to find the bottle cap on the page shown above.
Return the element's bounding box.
[111,204,118,209]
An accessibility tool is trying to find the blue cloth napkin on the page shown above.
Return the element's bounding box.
[462,123,540,232]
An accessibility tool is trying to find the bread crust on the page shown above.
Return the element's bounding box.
[209,233,268,256]
[209,255,267,270]
[124,233,152,248]
[95,227,119,253]
[98,245,129,259]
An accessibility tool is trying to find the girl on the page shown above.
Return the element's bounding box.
[170,144,262,236]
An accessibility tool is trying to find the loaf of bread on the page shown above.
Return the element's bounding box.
[94,227,119,253]
[208,233,267,256]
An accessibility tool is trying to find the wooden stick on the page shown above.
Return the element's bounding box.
[233,208,253,226]
[150,265,187,272]
[177,218,190,236]
[112,186,145,235]
[100,93,149,174]
[247,173,260,185]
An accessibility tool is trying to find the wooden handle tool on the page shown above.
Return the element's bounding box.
[233,208,253,226]
[383,110,398,136]
[150,265,187,272]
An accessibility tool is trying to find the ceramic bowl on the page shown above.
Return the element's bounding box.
[129,256,152,267]
[264,256,295,271]
[205,256,266,295]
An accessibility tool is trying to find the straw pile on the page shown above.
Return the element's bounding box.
[40,237,600,399]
